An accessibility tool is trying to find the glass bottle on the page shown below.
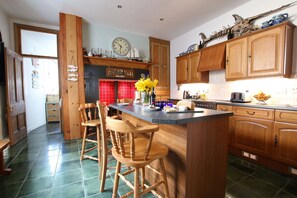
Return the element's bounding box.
[150,87,156,106]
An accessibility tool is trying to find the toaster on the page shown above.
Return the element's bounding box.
[230,92,251,103]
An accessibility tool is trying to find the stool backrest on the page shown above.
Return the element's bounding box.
[117,98,133,103]
[78,103,98,122]
[106,117,155,161]
[97,102,156,161]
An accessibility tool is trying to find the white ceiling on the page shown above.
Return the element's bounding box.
[0,0,251,40]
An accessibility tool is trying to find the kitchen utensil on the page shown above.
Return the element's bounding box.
[230,92,251,103]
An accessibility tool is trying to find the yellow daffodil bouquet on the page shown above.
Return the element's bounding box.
[135,76,158,94]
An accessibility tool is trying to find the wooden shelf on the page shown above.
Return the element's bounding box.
[84,56,150,70]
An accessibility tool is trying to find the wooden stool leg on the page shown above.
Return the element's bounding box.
[0,151,11,175]
[134,168,140,198]
[100,126,108,192]
[96,126,101,165]
[141,167,145,191]
[80,126,88,161]
[159,158,170,198]
[112,161,121,198]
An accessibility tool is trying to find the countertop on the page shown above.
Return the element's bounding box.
[109,103,233,125]
[169,98,297,111]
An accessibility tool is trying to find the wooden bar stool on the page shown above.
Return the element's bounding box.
[78,103,101,162]
[99,106,170,198]
[116,98,133,117]
[0,139,11,175]
[96,101,110,192]
[117,98,133,103]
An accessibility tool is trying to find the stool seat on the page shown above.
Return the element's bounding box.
[81,119,100,127]
[112,138,168,167]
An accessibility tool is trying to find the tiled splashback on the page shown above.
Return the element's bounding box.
[99,81,115,105]
[99,80,136,105]
[118,81,136,100]
[179,71,297,105]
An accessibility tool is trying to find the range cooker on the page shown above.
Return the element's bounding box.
[193,100,217,110]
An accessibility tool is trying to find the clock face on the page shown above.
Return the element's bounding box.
[112,37,131,56]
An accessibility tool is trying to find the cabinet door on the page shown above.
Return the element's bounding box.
[161,44,170,87]
[272,122,297,167]
[188,51,201,82]
[198,43,226,71]
[226,38,248,80]
[231,116,273,156]
[248,26,285,77]
[217,105,233,145]
[150,41,161,82]
[176,56,188,84]
[149,38,170,99]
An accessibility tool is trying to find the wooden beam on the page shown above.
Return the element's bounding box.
[59,13,84,140]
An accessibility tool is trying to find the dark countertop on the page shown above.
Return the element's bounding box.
[109,104,233,125]
[168,98,297,111]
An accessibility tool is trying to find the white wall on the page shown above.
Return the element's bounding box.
[83,22,150,60]
[0,7,10,139]
[170,0,297,105]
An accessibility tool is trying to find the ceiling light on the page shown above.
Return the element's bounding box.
[160,18,164,22]
[117,5,122,8]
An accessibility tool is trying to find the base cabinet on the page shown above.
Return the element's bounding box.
[231,116,273,157]
[272,122,297,167]
[46,103,60,122]
[216,105,297,176]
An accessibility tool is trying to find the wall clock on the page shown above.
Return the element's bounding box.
[112,37,131,56]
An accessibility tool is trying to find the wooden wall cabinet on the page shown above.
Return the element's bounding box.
[176,51,209,84]
[226,22,295,80]
[226,38,248,79]
[198,42,226,72]
[272,110,297,167]
[149,37,170,100]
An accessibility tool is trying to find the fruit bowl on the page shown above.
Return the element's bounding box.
[253,91,271,105]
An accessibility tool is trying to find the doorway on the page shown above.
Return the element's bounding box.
[14,24,60,133]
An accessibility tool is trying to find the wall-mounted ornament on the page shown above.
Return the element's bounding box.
[67,64,78,81]
[31,58,39,67]
[106,67,134,78]
[31,70,39,89]
[198,1,296,48]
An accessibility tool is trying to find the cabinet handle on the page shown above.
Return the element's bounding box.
[221,108,228,111]
[248,55,252,58]
[274,135,278,147]
[246,111,255,115]
[226,57,229,64]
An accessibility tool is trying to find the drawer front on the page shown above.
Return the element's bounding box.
[217,105,233,112]
[47,116,60,122]
[233,106,274,120]
[46,103,59,109]
[275,110,297,124]
[47,109,60,115]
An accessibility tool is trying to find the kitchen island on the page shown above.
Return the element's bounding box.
[109,104,233,198]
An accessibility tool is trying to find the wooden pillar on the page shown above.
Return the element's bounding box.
[59,13,85,140]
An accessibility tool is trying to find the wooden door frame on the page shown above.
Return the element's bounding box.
[13,23,61,127]
[14,23,59,56]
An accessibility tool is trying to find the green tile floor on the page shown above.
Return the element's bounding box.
[1,123,297,198]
